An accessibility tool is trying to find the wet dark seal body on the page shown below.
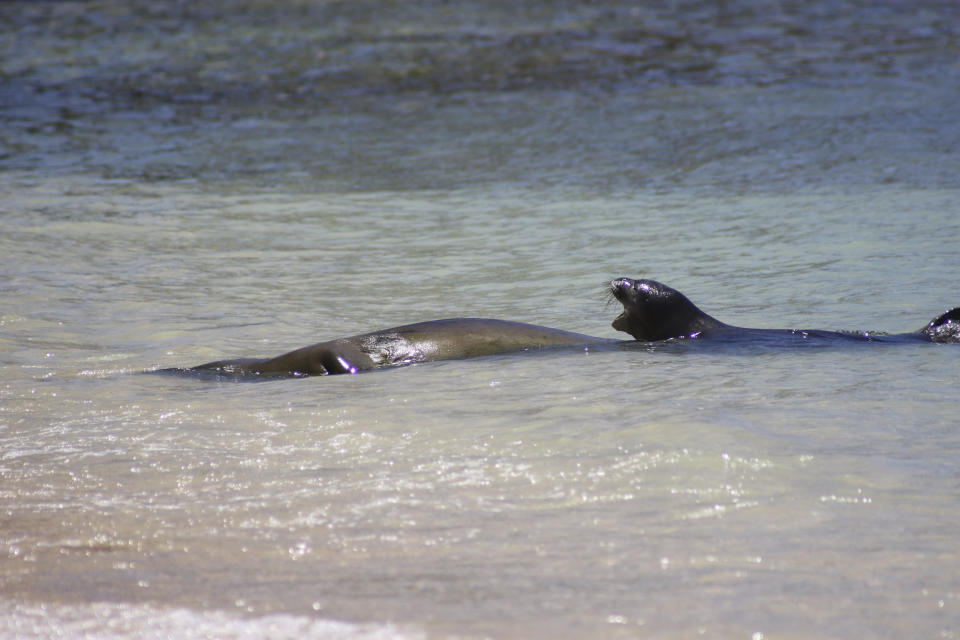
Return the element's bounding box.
[609,277,960,344]
[160,278,958,381]
[172,318,614,379]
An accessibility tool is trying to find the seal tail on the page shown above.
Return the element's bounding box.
[921,307,960,343]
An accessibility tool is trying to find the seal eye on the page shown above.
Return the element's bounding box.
[635,281,654,298]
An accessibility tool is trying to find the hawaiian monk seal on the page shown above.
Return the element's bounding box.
[159,279,958,380]
[609,277,960,344]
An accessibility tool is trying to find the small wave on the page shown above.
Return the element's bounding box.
[0,601,424,640]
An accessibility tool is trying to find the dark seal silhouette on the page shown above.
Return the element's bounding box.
[609,277,960,344]
[158,278,958,380]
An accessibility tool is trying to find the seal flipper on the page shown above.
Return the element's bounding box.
[172,340,377,378]
[256,339,376,376]
[921,307,960,343]
[314,340,376,375]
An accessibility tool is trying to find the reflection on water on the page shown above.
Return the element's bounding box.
[2,1,960,639]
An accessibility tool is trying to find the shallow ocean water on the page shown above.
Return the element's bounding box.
[2,1,960,638]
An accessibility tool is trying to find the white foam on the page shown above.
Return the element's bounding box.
[0,601,424,640]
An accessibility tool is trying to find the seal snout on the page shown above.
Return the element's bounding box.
[610,278,633,302]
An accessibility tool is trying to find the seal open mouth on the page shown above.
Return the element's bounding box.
[608,279,633,331]
[611,311,629,332]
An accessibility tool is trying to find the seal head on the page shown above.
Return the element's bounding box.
[609,277,727,341]
[922,307,960,343]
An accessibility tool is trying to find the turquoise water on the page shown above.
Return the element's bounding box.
[2,2,960,638]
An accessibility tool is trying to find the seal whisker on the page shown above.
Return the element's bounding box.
[602,280,621,308]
